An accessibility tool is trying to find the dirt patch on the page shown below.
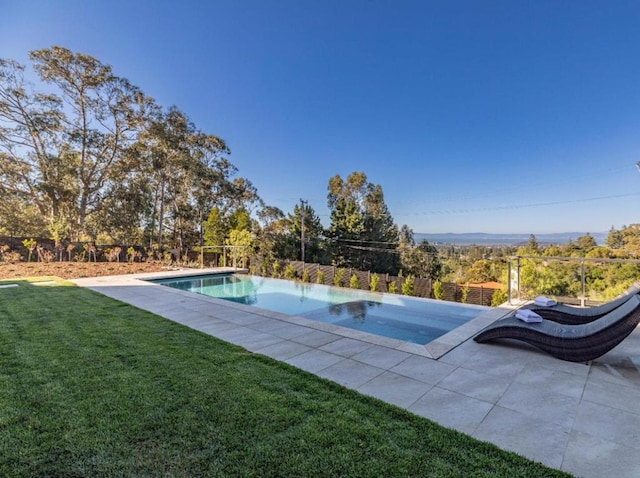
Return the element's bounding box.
[0,261,184,280]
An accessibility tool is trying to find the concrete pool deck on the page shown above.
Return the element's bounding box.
[72,269,640,478]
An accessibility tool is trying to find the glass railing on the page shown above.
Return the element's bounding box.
[507,255,640,306]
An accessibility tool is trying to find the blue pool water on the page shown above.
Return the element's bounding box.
[152,274,488,345]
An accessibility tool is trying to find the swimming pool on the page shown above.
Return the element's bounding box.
[152,274,489,345]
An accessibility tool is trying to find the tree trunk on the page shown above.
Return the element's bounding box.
[157,176,166,251]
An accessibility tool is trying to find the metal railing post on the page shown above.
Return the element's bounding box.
[516,256,521,301]
[507,260,512,304]
[580,260,586,307]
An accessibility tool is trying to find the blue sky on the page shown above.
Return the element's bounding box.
[2,0,640,234]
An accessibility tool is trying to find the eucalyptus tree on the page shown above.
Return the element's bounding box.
[326,172,399,273]
[136,106,260,251]
[0,46,153,240]
[254,205,290,260]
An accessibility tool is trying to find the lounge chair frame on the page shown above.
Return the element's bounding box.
[521,292,639,325]
[474,295,640,362]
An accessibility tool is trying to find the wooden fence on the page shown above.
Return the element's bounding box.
[248,259,498,307]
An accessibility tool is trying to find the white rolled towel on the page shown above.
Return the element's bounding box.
[516,309,543,323]
[534,296,557,307]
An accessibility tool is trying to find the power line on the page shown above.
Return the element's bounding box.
[341,244,402,254]
[333,238,399,246]
[395,191,640,217]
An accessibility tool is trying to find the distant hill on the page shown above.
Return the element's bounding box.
[413,232,608,246]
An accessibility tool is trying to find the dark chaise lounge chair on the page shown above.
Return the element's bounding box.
[521,291,639,325]
[474,295,640,362]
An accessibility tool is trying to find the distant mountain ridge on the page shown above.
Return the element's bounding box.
[414,232,608,246]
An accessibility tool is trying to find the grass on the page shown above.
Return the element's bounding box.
[0,278,571,477]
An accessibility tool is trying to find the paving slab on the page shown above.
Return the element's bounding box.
[356,371,433,408]
[573,400,640,450]
[408,386,493,435]
[285,349,345,373]
[473,406,570,470]
[583,379,640,415]
[436,366,511,403]
[315,358,385,389]
[291,329,341,347]
[563,430,640,478]
[588,357,640,389]
[254,340,312,361]
[350,345,412,369]
[513,362,588,398]
[389,354,456,385]
[497,381,580,428]
[319,337,374,358]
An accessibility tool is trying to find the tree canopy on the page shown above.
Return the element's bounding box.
[0,46,257,248]
[326,172,400,274]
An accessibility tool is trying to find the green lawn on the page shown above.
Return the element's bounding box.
[0,278,571,477]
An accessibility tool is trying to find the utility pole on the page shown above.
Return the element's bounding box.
[300,199,307,263]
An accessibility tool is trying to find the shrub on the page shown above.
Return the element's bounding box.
[461,285,470,304]
[349,274,361,289]
[370,273,380,292]
[67,243,76,261]
[22,238,37,262]
[433,281,444,300]
[4,251,22,263]
[316,270,325,284]
[162,251,172,264]
[39,248,54,263]
[1,245,22,263]
[271,261,281,278]
[284,264,296,280]
[105,247,122,263]
[388,281,397,294]
[84,243,97,262]
[126,246,136,263]
[401,275,415,296]
[301,269,310,283]
[333,268,345,287]
[491,288,509,306]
